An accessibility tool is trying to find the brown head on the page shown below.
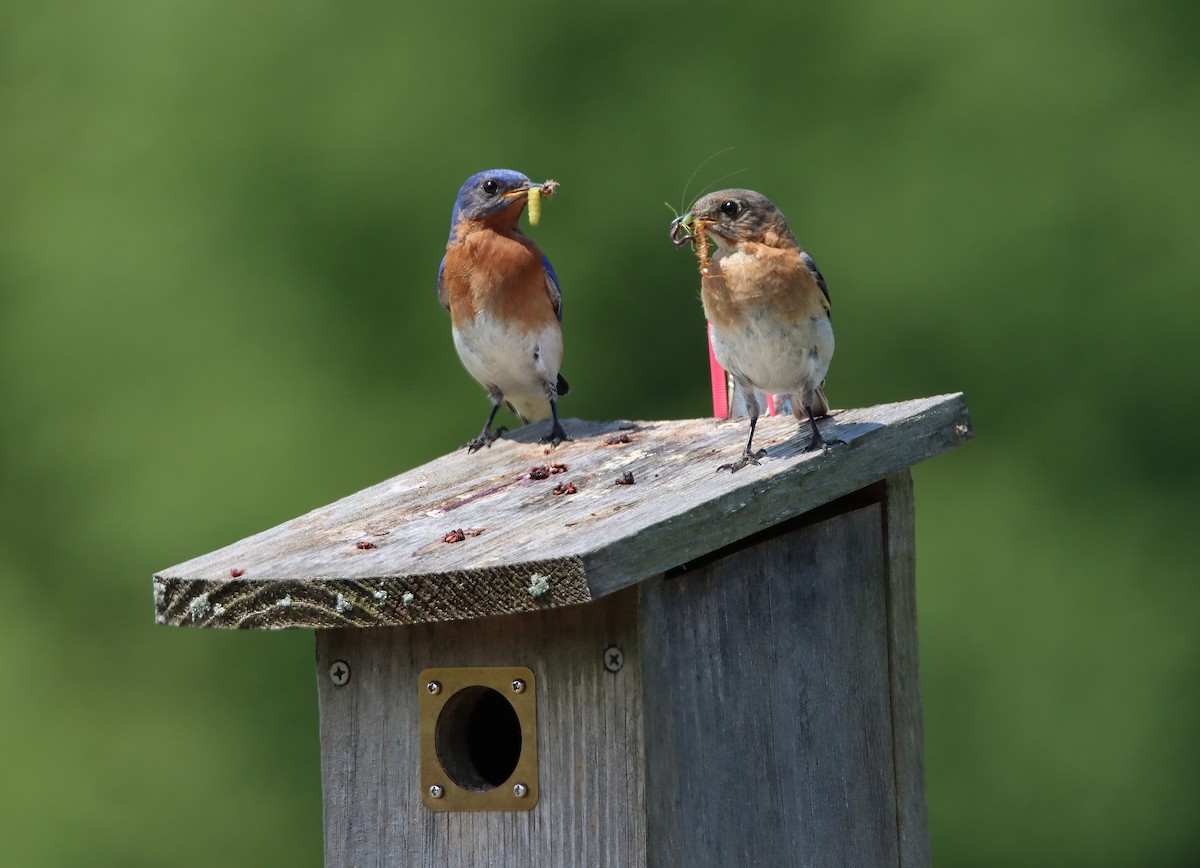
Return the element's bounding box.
[676,189,798,251]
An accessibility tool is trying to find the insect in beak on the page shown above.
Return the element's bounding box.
[670,213,712,276]
[522,179,558,226]
[670,213,696,247]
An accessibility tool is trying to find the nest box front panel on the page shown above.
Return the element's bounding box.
[418,666,539,812]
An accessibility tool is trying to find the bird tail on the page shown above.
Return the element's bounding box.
[505,399,541,424]
[791,385,830,420]
[504,375,568,425]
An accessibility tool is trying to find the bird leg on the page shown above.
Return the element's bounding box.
[718,415,767,472]
[466,402,508,453]
[801,404,844,453]
[540,397,571,449]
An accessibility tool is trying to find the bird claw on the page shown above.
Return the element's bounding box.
[802,433,845,454]
[540,422,572,450]
[718,448,766,473]
[466,426,507,453]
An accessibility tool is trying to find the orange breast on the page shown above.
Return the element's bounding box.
[443,228,555,330]
[702,242,828,330]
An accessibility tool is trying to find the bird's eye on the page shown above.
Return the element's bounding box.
[482,179,500,195]
[720,200,741,218]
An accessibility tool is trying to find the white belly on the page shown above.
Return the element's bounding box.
[711,312,834,397]
[453,312,563,421]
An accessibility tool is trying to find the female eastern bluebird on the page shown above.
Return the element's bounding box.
[671,188,839,472]
[437,169,569,452]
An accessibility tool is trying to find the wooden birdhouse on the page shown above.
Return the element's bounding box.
[154,393,972,867]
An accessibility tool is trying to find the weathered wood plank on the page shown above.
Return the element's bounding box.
[883,471,932,867]
[639,502,901,867]
[154,393,972,629]
[316,587,645,867]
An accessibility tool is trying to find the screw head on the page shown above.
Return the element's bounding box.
[511,678,526,694]
[329,660,351,686]
[428,784,444,799]
[603,645,624,673]
[426,680,442,695]
[512,783,528,798]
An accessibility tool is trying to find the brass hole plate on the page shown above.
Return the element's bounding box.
[419,666,538,812]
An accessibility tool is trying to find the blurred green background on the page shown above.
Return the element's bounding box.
[3,0,1196,864]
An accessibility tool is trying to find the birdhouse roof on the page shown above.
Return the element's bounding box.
[154,393,971,630]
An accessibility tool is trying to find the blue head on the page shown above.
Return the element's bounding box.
[447,169,538,238]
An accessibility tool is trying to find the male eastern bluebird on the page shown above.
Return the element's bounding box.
[670,188,839,472]
[438,169,570,452]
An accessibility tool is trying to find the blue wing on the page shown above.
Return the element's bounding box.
[542,254,563,321]
[436,255,449,310]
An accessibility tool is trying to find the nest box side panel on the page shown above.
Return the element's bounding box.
[882,471,931,866]
[315,587,645,868]
[639,500,906,867]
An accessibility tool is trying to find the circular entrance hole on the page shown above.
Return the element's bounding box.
[434,686,522,791]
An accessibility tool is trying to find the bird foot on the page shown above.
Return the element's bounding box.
[718,448,766,473]
[466,426,508,454]
[802,433,845,454]
[539,422,572,450]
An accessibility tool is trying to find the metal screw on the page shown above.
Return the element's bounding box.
[329,660,351,687]
[603,645,624,673]
[429,784,444,799]
[512,783,528,798]
[426,680,442,695]
[511,678,526,694]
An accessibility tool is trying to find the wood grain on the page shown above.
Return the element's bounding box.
[154,393,972,629]
[317,587,645,867]
[882,471,931,867]
[639,501,900,867]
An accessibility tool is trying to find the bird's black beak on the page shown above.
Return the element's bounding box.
[502,179,557,200]
[502,185,534,200]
